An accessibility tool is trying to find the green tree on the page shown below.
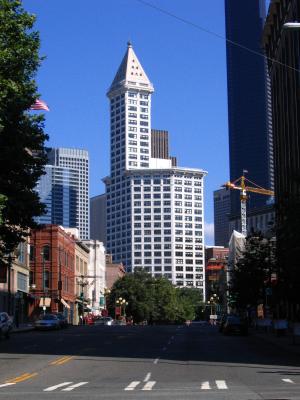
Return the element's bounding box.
[108,269,204,324]
[230,233,276,309]
[0,0,48,256]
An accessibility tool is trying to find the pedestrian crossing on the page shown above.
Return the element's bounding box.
[44,382,88,391]
[124,379,228,391]
[0,377,298,393]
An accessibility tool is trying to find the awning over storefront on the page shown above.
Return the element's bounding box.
[61,298,70,309]
[39,297,51,307]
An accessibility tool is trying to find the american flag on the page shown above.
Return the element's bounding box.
[30,99,50,112]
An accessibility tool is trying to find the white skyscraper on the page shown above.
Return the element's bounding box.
[104,43,207,296]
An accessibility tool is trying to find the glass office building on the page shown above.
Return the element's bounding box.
[225,0,273,215]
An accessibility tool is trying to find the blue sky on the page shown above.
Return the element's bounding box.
[23,0,233,245]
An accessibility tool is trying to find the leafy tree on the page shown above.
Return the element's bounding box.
[108,269,204,324]
[230,233,276,309]
[0,0,48,256]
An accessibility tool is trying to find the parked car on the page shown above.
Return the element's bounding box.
[0,312,13,339]
[34,314,60,330]
[52,312,68,328]
[95,317,114,326]
[222,315,248,336]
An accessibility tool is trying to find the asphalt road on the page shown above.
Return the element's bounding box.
[0,322,300,399]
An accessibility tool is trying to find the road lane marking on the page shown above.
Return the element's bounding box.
[124,381,140,391]
[144,373,151,382]
[62,382,88,391]
[50,356,73,365]
[0,383,16,388]
[201,381,211,390]
[56,356,74,365]
[142,381,156,391]
[153,358,159,364]
[44,382,73,391]
[282,378,294,383]
[216,380,228,389]
[7,373,38,383]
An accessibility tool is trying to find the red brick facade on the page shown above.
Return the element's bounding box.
[29,225,76,323]
[105,254,125,289]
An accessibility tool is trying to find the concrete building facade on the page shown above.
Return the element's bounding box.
[104,43,207,295]
[82,240,106,314]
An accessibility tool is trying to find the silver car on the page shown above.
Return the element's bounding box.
[34,314,60,330]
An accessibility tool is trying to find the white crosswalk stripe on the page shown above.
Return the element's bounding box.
[282,378,294,384]
[216,380,228,389]
[142,381,156,390]
[44,382,73,391]
[62,382,88,391]
[44,382,88,392]
[201,381,211,390]
[124,381,140,391]
[200,380,228,390]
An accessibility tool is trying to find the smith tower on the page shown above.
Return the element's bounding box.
[107,42,154,175]
[104,43,207,294]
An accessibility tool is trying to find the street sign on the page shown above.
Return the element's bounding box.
[210,314,218,320]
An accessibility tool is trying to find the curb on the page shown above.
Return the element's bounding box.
[12,327,34,334]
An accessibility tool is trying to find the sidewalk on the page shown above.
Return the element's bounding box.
[12,323,34,333]
[252,326,300,356]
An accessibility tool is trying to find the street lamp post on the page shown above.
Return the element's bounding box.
[115,297,127,319]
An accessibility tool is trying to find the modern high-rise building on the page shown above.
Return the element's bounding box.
[35,165,79,228]
[90,194,107,245]
[225,0,273,216]
[213,188,230,247]
[263,0,300,302]
[104,43,207,293]
[36,148,89,240]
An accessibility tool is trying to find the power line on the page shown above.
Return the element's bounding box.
[135,0,300,74]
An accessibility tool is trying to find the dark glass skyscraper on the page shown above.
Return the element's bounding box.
[225,0,273,215]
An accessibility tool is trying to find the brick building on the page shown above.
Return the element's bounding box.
[205,246,229,304]
[105,254,125,289]
[29,225,77,323]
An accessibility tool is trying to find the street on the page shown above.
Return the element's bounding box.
[0,324,299,399]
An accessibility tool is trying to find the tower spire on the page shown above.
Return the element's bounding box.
[108,43,154,95]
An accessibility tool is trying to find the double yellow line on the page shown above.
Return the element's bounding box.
[3,356,74,386]
[50,355,74,366]
[6,372,38,384]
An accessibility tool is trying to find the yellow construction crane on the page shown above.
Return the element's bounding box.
[222,172,274,236]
